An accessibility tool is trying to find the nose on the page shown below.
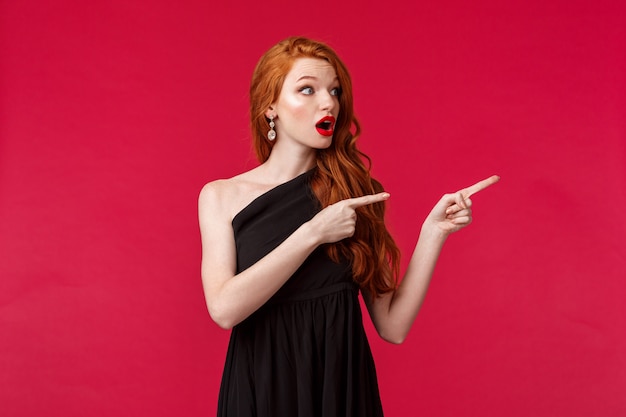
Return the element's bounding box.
[320,90,337,112]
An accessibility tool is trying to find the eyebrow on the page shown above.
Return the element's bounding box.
[296,75,318,82]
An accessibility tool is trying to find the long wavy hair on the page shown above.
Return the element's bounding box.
[249,37,400,296]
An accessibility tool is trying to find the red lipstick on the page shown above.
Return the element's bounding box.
[315,116,335,137]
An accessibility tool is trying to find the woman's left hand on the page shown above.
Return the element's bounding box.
[425,175,500,235]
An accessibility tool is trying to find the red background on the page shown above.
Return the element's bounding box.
[1,0,625,416]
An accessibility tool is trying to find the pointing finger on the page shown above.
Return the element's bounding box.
[346,192,390,208]
[461,175,500,198]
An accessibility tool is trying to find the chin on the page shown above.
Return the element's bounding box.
[314,139,333,150]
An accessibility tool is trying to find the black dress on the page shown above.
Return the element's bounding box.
[217,169,384,417]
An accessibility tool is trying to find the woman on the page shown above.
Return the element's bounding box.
[198,36,498,416]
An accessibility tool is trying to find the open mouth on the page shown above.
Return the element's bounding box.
[315,116,335,137]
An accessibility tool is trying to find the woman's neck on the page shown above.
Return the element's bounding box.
[260,147,317,183]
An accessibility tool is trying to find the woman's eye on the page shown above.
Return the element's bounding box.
[330,87,341,96]
[299,87,314,95]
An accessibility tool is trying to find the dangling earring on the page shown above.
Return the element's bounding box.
[267,116,276,141]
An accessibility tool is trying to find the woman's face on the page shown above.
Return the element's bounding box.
[269,57,341,151]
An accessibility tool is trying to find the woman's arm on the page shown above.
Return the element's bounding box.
[199,181,390,329]
[364,176,499,344]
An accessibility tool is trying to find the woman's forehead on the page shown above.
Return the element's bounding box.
[286,58,337,82]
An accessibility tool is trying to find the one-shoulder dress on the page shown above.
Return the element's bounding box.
[217,169,384,417]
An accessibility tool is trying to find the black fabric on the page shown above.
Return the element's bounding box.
[217,169,384,417]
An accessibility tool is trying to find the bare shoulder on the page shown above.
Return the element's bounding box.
[198,168,271,223]
[199,178,236,210]
[199,176,243,223]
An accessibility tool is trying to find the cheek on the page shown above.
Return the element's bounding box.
[282,95,306,113]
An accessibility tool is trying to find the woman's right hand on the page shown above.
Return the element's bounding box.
[306,192,391,244]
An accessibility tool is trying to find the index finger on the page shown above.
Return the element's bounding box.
[346,192,390,208]
[461,175,500,198]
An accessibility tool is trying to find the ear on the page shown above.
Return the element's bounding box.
[264,105,276,119]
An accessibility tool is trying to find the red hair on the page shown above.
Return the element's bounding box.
[249,37,400,296]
